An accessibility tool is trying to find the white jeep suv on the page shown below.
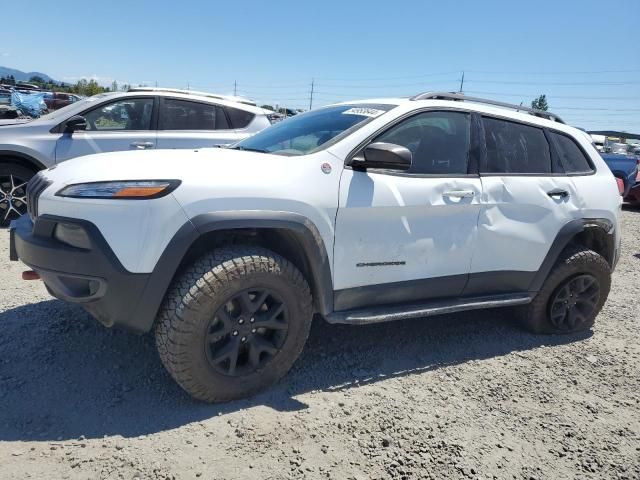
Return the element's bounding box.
[0,88,273,224]
[10,92,621,402]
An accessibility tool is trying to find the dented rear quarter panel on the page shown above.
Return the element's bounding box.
[472,127,621,275]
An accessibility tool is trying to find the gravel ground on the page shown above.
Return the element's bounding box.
[0,208,639,480]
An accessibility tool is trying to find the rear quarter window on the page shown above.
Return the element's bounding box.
[226,106,255,129]
[549,131,594,174]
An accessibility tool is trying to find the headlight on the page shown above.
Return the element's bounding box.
[56,180,180,199]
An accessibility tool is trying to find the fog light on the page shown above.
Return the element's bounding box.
[53,223,91,249]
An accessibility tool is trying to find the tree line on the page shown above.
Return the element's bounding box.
[0,75,132,97]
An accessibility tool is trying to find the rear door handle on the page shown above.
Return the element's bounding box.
[547,189,569,199]
[443,190,475,199]
[130,141,154,149]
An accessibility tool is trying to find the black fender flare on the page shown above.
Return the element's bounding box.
[529,217,615,292]
[133,211,334,332]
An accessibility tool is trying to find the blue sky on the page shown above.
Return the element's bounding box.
[2,0,639,131]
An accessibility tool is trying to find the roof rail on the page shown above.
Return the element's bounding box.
[127,87,256,106]
[410,91,564,124]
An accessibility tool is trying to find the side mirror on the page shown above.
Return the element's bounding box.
[351,142,412,171]
[64,115,87,133]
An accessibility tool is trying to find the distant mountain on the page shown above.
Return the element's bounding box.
[0,66,57,83]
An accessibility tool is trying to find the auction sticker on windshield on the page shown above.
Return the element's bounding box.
[342,107,386,117]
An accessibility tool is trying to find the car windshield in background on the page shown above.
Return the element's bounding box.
[36,93,111,122]
[231,104,396,156]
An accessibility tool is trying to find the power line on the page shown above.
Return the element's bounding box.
[315,71,460,82]
[560,113,640,117]
[312,91,412,97]
[466,69,640,75]
[552,107,640,112]
[467,79,639,86]
[232,82,313,89]
[316,80,457,89]
[465,90,640,100]
[315,68,640,82]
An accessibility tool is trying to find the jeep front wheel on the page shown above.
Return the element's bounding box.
[155,246,313,402]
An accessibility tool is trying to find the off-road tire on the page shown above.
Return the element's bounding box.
[520,246,611,334]
[155,246,313,403]
[0,163,36,227]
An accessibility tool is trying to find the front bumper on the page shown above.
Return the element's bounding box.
[10,214,153,333]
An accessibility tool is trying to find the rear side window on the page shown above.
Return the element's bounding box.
[160,99,230,130]
[550,131,593,174]
[226,106,255,129]
[483,117,551,174]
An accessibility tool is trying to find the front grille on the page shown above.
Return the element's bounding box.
[26,173,52,221]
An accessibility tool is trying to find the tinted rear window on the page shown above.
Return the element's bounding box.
[160,98,230,130]
[483,117,551,174]
[226,106,255,129]
[550,131,593,174]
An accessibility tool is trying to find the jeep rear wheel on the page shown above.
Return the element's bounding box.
[155,246,313,403]
[520,246,611,334]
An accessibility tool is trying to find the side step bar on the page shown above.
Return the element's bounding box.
[325,293,534,325]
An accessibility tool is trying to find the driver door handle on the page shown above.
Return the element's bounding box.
[130,141,154,150]
[443,190,475,199]
[547,189,569,199]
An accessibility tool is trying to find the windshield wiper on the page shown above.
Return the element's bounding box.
[228,145,268,153]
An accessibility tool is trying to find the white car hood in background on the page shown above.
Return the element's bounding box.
[0,118,32,126]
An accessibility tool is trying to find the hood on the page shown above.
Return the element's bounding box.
[0,118,32,126]
[41,147,313,187]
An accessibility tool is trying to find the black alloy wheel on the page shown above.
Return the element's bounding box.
[0,173,28,224]
[548,274,600,332]
[205,288,289,376]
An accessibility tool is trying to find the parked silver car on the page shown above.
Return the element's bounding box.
[0,88,274,224]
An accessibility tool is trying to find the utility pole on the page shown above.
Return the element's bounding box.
[234,80,237,96]
[309,78,314,110]
[459,71,465,92]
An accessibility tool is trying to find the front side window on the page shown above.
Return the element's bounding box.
[83,98,154,131]
[374,111,471,174]
[232,104,396,156]
[160,98,230,130]
[550,131,593,174]
[483,117,551,174]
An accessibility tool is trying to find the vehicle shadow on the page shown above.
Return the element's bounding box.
[0,299,590,441]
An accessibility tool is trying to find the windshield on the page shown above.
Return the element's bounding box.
[232,104,396,156]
